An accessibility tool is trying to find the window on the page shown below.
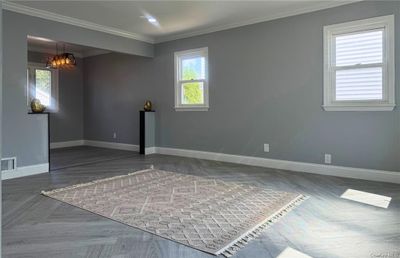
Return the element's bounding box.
[323,15,395,111]
[27,63,59,111]
[174,47,209,111]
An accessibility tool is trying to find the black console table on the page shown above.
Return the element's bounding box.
[139,110,155,155]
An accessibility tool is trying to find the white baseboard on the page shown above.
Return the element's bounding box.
[155,147,400,184]
[50,140,85,149]
[50,139,138,151]
[12,143,399,184]
[2,163,49,180]
[145,147,156,155]
[84,140,139,152]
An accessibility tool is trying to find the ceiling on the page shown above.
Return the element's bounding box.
[10,1,360,43]
[28,36,111,58]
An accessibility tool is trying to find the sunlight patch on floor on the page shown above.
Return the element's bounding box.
[340,189,391,208]
[277,247,313,258]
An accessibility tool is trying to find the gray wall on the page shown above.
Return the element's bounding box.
[2,10,153,167]
[152,1,400,172]
[28,51,84,143]
[83,53,154,145]
[1,3,3,254]
[3,1,400,173]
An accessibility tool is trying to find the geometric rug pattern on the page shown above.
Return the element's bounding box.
[42,169,306,256]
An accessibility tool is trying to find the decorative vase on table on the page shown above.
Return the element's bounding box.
[144,100,153,111]
[30,98,46,113]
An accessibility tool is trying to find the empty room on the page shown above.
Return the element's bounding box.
[1,1,399,258]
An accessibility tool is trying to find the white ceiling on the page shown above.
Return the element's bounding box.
[10,1,359,43]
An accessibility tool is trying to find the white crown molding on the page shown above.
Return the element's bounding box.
[3,0,363,45]
[2,1,154,44]
[155,147,400,184]
[154,0,363,43]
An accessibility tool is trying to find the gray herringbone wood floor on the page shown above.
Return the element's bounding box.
[3,147,400,258]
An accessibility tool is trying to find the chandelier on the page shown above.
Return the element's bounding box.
[46,44,76,69]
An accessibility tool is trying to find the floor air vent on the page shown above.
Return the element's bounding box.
[1,157,17,171]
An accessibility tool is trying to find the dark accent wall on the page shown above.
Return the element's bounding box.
[28,51,84,143]
[83,53,154,145]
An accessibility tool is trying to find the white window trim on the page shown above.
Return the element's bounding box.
[27,62,59,112]
[323,15,395,111]
[174,47,209,111]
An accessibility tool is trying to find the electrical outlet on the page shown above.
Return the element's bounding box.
[324,154,332,164]
[113,132,117,139]
[264,144,270,152]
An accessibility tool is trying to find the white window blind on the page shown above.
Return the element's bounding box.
[323,15,395,111]
[336,67,383,101]
[335,30,383,101]
[335,30,383,66]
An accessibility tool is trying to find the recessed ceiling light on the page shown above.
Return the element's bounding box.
[140,14,159,26]
[147,17,157,23]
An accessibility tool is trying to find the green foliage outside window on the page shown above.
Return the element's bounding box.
[182,68,203,104]
[35,69,51,92]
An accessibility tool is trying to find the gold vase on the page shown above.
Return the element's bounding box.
[31,98,46,113]
[144,100,153,111]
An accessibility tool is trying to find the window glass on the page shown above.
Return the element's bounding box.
[182,82,204,104]
[174,47,209,111]
[181,57,205,80]
[335,30,383,66]
[35,69,52,106]
[323,15,394,111]
[335,67,383,101]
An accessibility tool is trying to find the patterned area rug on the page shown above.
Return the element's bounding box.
[42,169,307,257]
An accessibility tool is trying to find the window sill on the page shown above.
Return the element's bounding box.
[322,105,395,111]
[175,106,209,112]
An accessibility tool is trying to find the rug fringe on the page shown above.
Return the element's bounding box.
[219,194,308,258]
[41,168,155,195]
